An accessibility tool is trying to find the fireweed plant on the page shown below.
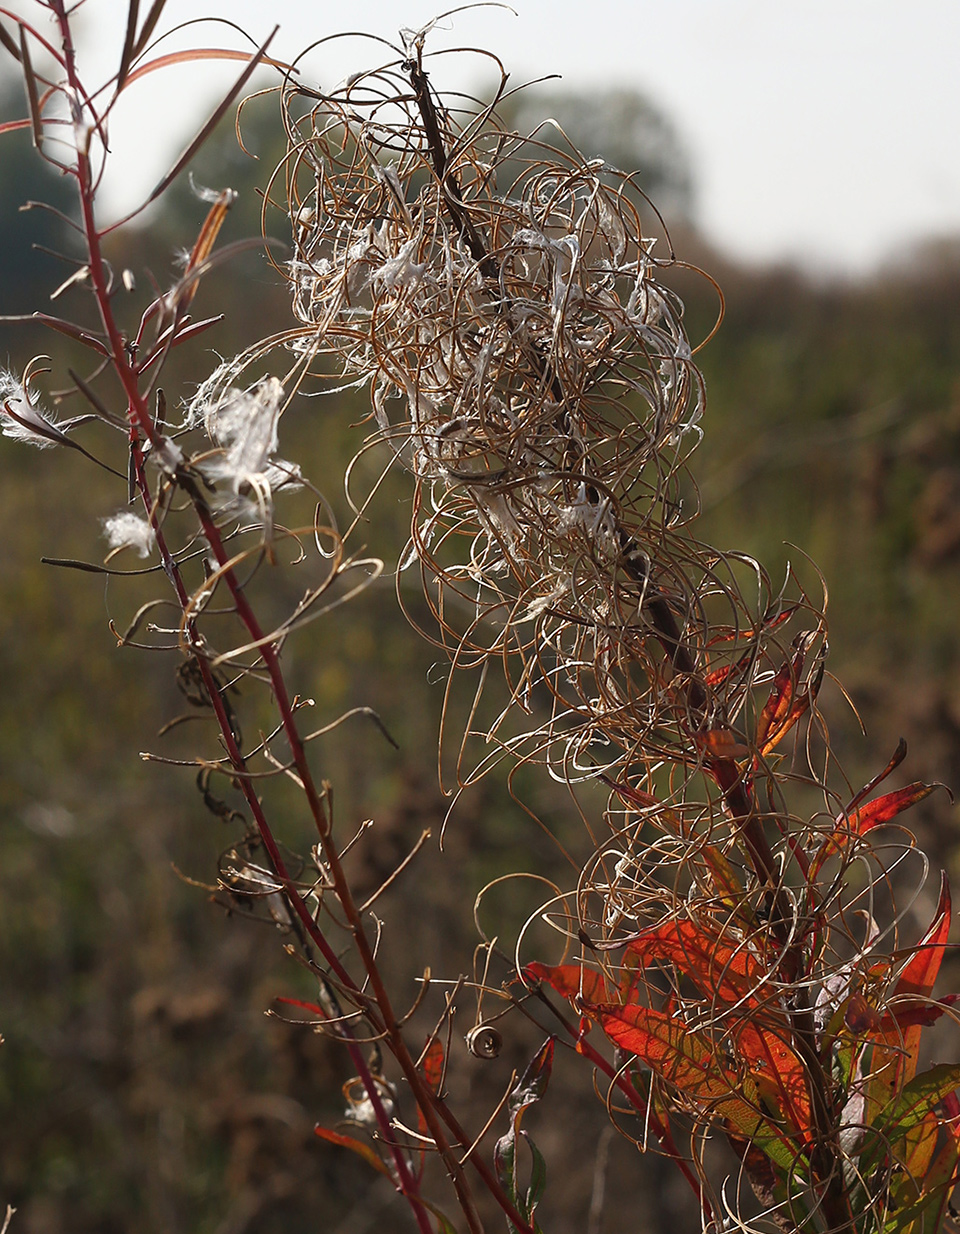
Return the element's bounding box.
[2,4,960,1232]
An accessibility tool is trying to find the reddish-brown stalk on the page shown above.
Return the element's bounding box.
[37,6,536,1231]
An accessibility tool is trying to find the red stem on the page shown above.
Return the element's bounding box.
[46,9,441,1232]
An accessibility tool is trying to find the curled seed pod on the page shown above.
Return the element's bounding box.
[465,1023,503,1059]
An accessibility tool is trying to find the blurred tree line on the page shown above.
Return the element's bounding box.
[1,70,959,1234]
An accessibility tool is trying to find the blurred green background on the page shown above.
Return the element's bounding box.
[2,70,960,1234]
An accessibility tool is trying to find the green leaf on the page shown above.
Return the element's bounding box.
[860,1062,960,1184]
[495,1040,554,1229]
[524,1131,548,1223]
[494,1123,518,1206]
[509,1037,555,1119]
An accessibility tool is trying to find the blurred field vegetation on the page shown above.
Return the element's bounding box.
[2,70,960,1234]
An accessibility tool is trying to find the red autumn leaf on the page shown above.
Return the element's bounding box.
[847,739,909,811]
[589,1003,797,1169]
[754,633,819,755]
[878,993,960,1033]
[589,1003,734,1100]
[817,781,944,862]
[867,875,953,1114]
[623,918,766,1009]
[417,1036,445,1141]
[894,873,952,1005]
[275,996,326,1018]
[314,1126,393,1179]
[704,646,754,689]
[420,1037,444,1094]
[523,962,611,1008]
[735,1023,813,1144]
[705,607,797,649]
[704,661,737,688]
[619,921,814,1140]
[696,729,751,760]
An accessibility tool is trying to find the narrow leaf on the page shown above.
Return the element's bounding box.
[510,1037,554,1117]
[819,782,944,862]
[878,993,960,1033]
[116,0,140,91]
[0,312,111,356]
[622,918,766,1007]
[0,17,23,63]
[524,1132,548,1224]
[755,632,817,754]
[19,24,42,150]
[314,1127,393,1179]
[735,1023,813,1143]
[420,1036,444,1095]
[891,875,952,1005]
[849,738,909,812]
[122,45,293,90]
[523,962,610,1007]
[417,1036,444,1140]
[867,877,953,1118]
[144,30,280,206]
[130,0,168,59]
[591,1003,734,1100]
[592,1003,798,1169]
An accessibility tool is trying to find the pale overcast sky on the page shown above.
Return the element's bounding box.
[4,0,960,276]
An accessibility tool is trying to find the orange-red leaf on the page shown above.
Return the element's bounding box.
[755,634,818,755]
[591,1003,801,1170]
[623,918,766,1008]
[314,1127,392,1179]
[420,1037,444,1094]
[696,729,751,760]
[895,873,952,1004]
[590,1003,734,1100]
[705,607,797,649]
[867,875,953,1115]
[736,1024,813,1144]
[878,993,960,1033]
[417,1037,444,1140]
[523,962,611,1007]
[818,781,942,862]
